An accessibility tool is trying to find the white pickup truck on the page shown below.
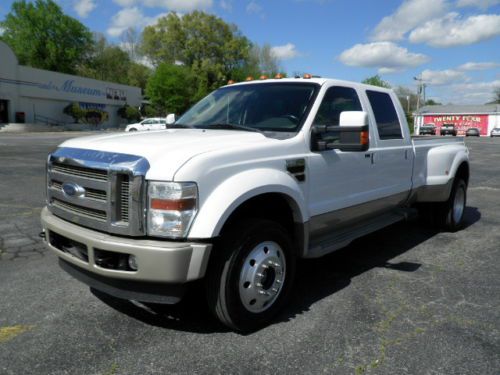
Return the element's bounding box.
[41,78,469,331]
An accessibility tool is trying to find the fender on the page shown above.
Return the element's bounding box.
[188,168,308,239]
[426,145,469,186]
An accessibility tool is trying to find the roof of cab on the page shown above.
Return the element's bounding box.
[224,77,394,93]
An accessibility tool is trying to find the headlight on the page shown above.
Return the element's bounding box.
[147,181,198,238]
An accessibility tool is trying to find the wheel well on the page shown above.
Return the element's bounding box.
[220,193,304,256]
[455,162,469,186]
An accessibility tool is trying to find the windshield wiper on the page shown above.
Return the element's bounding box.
[200,123,264,133]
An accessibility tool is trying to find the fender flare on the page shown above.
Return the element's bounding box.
[188,168,308,239]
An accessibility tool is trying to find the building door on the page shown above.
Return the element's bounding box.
[0,100,9,123]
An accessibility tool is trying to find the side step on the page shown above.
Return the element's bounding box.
[306,208,416,258]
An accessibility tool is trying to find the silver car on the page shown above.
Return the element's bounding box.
[491,128,500,137]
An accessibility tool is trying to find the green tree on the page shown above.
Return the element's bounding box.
[145,63,195,115]
[362,75,391,88]
[425,99,442,106]
[141,11,251,98]
[77,34,131,84]
[0,0,92,74]
[127,62,152,91]
[118,104,141,122]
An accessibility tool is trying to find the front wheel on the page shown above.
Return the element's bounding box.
[206,219,296,331]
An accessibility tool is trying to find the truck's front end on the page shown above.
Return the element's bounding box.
[41,146,212,303]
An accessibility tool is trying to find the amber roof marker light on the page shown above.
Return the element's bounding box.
[274,73,284,79]
[303,73,312,79]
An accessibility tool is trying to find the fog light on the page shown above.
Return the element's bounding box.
[128,255,138,271]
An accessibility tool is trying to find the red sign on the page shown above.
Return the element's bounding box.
[423,114,489,136]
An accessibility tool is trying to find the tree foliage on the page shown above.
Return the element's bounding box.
[118,104,141,122]
[362,75,391,89]
[142,11,252,99]
[63,102,85,123]
[0,0,92,74]
[146,63,195,115]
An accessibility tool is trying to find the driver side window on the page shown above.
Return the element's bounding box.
[313,86,362,126]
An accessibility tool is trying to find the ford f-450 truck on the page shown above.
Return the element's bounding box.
[41,78,469,331]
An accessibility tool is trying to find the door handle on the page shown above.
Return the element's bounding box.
[365,153,374,164]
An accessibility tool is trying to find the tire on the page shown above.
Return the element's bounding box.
[206,219,296,332]
[435,178,467,232]
[129,128,138,132]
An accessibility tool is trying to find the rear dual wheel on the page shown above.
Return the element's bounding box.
[206,219,296,332]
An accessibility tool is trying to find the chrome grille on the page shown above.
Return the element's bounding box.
[51,180,106,202]
[52,162,108,181]
[120,178,130,222]
[47,147,149,236]
[52,199,107,222]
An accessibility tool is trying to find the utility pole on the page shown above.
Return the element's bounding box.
[413,76,424,111]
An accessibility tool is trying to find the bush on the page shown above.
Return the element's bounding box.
[63,102,85,123]
[118,104,141,122]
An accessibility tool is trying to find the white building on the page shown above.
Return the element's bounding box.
[0,41,141,128]
[414,104,500,136]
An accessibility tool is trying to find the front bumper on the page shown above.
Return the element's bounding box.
[41,207,212,302]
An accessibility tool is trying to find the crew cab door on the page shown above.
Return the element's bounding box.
[307,85,382,242]
[363,90,413,205]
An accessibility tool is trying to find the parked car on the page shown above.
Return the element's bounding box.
[41,78,470,331]
[125,118,166,132]
[440,123,457,136]
[419,123,436,135]
[491,128,500,137]
[465,128,480,137]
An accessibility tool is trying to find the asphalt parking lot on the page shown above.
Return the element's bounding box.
[0,133,499,375]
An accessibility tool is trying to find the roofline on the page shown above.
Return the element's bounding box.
[414,112,499,115]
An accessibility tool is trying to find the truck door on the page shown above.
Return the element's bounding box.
[307,85,383,241]
[363,90,413,206]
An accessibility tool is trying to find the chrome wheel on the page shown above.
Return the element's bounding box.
[239,241,286,313]
[453,184,465,224]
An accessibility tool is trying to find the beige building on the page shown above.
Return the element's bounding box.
[0,41,141,128]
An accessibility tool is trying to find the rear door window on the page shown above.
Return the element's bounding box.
[366,90,402,140]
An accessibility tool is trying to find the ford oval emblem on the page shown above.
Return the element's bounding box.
[62,182,85,198]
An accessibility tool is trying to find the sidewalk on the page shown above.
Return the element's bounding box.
[0,123,125,133]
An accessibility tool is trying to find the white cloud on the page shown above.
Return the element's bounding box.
[421,69,468,85]
[270,43,300,60]
[108,7,144,37]
[246,1,263,14]
[74,0,96,18]
[107,7,168,37]
[112,0,213,11]
[457,61,500,70]
[339,42,430,73]
[457,0,500,10]
[371,0,449,41]
[409,12,500,47]
[446,80,500,103]
[219,0,232,11]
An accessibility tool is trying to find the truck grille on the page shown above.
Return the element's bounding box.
[52,199,107,222]
[52,162,108,181]
[47,148,149,236]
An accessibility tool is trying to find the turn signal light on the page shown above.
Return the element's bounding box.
[150,198,196,211]
[360,130,369,146]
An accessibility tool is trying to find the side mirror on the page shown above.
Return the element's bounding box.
[311,111,369,152]
[166,113,176,125]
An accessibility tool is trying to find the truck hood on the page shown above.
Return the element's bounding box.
[60,129,274,180]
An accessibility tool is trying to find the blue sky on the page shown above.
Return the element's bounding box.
[1,0,499,104]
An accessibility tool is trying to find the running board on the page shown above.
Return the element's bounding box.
[306,208,416,258]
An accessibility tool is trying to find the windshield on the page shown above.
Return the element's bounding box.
[176,82,319,133]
